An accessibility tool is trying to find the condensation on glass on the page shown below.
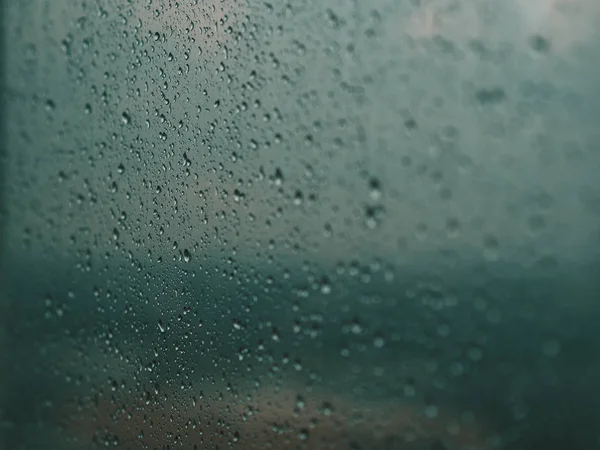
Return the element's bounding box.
[1,0,600,449]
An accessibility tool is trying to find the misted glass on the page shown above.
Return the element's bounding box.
[2,1,600,449]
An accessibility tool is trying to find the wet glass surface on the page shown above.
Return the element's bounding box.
[1,1,600,449]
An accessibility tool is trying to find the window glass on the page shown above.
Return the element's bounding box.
[2,1,600,449]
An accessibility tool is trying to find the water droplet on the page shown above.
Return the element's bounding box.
[272,328,280,342]
[528,215,546,234]
[373,336,385,348]
[183,249,191,263]
[320,278,331,294]
[293,190,304,205]
[467,347,483,361]
[445,217,460,238]
[45,99,56,111]
[350,320,362,335]
[298,429,309,440]
[369,177,382,201]
[483,235,499,261]
[450,361,464,376]
[530,34,551,53]
[319,402,333,416]
[273,168,284,186]
[425,405,439,419]
[365,205,383,229]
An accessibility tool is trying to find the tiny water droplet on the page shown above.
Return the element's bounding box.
[373,336,385,348]
[272,328,280,342]
[320,278,331,295]
[319,402,333,416]
[369,177,382,201]
[274,168,284,186]
[45,99,56,111]
[293,190,304,206]
[298,429,309,440]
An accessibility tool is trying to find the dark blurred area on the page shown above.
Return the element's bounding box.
[3,257,600,449]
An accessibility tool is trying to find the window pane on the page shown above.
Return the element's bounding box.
[2,1,600,449]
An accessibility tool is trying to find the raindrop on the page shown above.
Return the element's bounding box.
[45,99,56,111]
[368,177,382,201]
[373,336,385,348]
[274,168,284,186]
[298,429,309,440]
[320,277,331,294]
